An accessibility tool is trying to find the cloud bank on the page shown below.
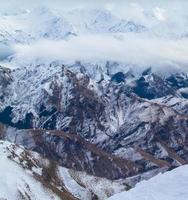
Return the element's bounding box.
[14,34,188,72]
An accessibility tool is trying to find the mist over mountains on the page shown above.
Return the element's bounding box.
[0,0,188,73]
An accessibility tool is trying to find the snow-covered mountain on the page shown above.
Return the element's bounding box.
[0,7,146,44]
[0,62,188,180]
[0,4,188,200]
[0,6,187,46]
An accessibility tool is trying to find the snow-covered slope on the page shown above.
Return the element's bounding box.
[109,165,188,200]
[0,139,127,200]
[0,140,60,200]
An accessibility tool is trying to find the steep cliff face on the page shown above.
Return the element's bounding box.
[0,62,187,182]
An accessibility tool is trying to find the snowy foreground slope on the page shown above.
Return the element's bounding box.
[109,165,188,200]
[0,141,60,200]
[0,140,127,200]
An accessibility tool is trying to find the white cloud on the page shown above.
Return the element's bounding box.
[13,34,188,72]
[153,7,167,21]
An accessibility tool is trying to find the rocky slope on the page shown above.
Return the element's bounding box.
[0,62,187,182]
[0,139,129,200]
[0,123,138,180]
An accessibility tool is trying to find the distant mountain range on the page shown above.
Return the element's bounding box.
[0,7,147,43]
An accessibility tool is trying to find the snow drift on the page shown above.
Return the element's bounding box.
[109,165,188,200]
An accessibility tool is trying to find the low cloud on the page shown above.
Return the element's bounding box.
[14,34,188,72]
